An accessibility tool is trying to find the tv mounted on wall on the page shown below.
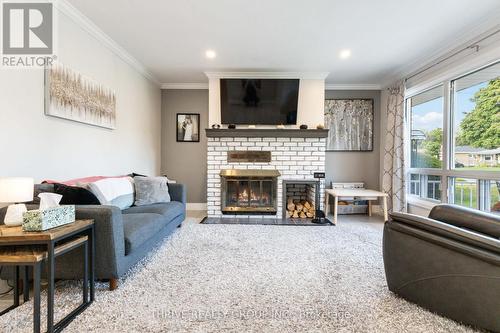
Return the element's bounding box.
[220,79,299,125]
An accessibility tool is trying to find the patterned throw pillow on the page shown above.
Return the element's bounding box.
[133,176,171,206]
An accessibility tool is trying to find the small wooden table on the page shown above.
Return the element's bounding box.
[0,220,95,333]
[324,189,389,225]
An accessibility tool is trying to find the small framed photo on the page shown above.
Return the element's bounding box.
[176,113,200,142]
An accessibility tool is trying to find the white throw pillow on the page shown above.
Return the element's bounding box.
[87,177,134,210]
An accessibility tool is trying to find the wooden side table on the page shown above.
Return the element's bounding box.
[0,220,95,333]
[325,189,389,225]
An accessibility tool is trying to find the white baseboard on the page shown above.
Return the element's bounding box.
[187,203,207,210]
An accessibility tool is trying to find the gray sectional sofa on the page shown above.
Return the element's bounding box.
[0,183,186,290]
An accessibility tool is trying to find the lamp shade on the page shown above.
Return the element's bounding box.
[0,177,34,203]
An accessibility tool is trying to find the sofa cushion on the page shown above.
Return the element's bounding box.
[122,202,184,221]
[53,183,101,205]
[87,177,134,210]
[133,176,170,206]
[429,204,500,238]
[122,213,166,255]
[28,184,55,204]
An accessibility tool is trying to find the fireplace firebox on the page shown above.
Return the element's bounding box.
[220,169,280,214]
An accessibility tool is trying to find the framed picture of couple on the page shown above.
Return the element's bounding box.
[176,113,200,142]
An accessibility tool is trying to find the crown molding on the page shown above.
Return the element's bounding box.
[325,84,381,90]
[204,71,329,80]
[161,82,381,90]
[380,14,500,86]
[161,83,209,90]
[55,0,160,86]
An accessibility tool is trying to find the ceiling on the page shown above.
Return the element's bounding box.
[66,0,500,86]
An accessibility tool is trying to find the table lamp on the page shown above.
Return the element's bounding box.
[0,177,34,226]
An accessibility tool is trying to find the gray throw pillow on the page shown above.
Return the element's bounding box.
[134,176,171,206]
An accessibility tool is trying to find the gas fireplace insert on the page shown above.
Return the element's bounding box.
[220,169,280,214]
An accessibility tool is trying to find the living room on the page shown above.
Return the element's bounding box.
[0,0,499,332]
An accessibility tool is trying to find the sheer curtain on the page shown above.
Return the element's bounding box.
[382,81,406,212]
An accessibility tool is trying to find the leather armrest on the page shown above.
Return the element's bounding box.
[429,204,500,238]
[390,212,500,254]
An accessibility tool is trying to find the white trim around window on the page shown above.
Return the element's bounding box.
[405,59,500,213]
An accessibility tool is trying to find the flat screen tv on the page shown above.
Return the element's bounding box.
[220,79,299,125]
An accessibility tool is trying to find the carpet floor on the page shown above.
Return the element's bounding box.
[0,216,478,333]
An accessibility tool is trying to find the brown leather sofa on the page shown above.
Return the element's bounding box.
[383,204,500,332]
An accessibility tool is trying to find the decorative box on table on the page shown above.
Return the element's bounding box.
[22,205,76,231]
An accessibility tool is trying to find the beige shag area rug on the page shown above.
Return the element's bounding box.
[0,218,477,332]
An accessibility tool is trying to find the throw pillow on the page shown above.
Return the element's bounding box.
[53,183,101,205]
[134,176,171,206]
[87,177,135,210]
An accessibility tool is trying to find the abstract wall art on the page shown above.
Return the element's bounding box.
[324,99,374,151]
[45,63,116,129]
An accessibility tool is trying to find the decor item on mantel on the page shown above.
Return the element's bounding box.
[45,63,116,129]
[211,124,221,129]
[316,124,325,129]
[324,99,374,151]
[227,124,236,129]
[276,124,285,129]
[177,113,200,142]
[299,124,308,130]
[248,125,256,129]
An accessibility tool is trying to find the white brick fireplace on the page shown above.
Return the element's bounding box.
[206,131,327,218]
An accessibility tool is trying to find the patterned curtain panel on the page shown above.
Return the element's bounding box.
[382,81,406,212]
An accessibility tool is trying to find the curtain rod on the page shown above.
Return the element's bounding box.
[405,28,500,82]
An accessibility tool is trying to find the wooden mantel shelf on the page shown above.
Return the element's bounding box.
[205,128,329,138]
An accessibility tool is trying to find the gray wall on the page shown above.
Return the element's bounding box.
[325,90,382,190]
[161,89,382,204]
[161,90,208,203]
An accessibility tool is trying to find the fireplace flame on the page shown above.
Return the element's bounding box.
[232,189,271,206]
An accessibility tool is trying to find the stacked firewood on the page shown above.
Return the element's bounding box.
[286,199,315,218]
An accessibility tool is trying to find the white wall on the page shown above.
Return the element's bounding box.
[0,8,161,182]
[296,79,325,127]
[208,76,325,128]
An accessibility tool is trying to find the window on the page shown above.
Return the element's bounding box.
[409,86,444,168]
[426,175,441,201]
[452,62,500,171]
[408,174,441,201]
[410,174,421,196]
[406,61,500,215]
[485,180,500,215]
[449,177,478,209]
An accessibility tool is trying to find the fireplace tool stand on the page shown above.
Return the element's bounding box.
[311,173,333,225]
